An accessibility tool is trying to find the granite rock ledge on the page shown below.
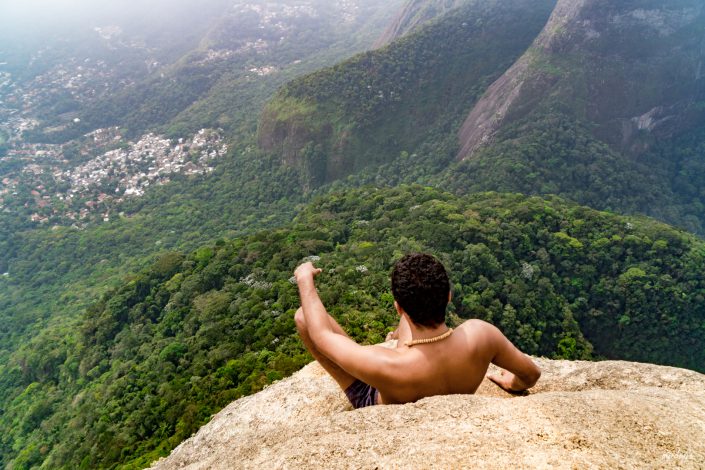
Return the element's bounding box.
[150,357,705,469]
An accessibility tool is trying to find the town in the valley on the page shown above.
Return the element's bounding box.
[0,122,227,225]
[0,1,365,227]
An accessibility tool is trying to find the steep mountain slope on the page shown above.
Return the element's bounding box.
[457,0,705,159]
[444,0,705,233]
[258,0,557,188]
[161,0,404,140]
[150,359,705,469]
[258,0,705,235]
[3,186,704,469]
[373,0,471,47]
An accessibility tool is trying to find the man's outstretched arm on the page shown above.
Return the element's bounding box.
[294,262,328,336]
[484,323,541,393]
[294,262,392,386]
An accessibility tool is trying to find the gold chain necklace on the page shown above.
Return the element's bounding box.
[405,328,454,347]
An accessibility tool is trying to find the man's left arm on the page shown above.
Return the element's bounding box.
[295,262,392,385]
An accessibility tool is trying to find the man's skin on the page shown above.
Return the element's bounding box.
[294,262,541,405]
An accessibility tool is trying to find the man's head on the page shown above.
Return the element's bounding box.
[391,253,450,328]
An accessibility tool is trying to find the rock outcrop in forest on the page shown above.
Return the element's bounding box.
[255,0,705,237]
[458,0,705,159]
[150,357,705,469]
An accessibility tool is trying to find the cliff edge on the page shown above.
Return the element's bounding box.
[150,357,705,469]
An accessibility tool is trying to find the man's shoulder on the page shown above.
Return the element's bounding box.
[457,319,501,345]
[455,319,503,361]
[457,318,493,332]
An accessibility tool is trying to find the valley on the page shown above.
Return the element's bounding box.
[0,0,405,229]
[0,0,704,468]
[0,127,227,225]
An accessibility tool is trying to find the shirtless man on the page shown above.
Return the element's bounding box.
[294,253,541,408]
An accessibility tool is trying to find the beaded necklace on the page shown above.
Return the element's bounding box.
[405,328,454,347]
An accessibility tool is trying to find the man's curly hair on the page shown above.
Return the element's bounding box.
[391,253,450,328]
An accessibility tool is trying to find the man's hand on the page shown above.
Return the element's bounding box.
[487,369,531,394]
[294,262,322,284]
[484,322,541,393]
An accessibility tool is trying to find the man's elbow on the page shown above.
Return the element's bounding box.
[294,307,306,331]
[524,362,541,388]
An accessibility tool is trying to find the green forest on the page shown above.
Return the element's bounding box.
[2,0,705,468]
[0,0,405,362]
[256,0,705,239]
[259,0,556,185]
[2,186,704,469]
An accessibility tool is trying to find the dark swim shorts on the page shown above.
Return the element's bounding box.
[345,379,379,409]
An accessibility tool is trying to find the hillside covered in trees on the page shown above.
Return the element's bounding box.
[258,0,556,186]
[2,0,705,468]
[259,0,705,236]
[2,186,704,469]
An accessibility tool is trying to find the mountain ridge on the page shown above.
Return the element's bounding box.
[258,0,556,187]
[254,0,705,235]
[458,0,705,159]
[373,0,472,48]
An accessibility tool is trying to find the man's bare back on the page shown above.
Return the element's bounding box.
[369,319,539,404]
[294,254,541,409]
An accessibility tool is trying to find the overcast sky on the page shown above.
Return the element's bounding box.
[0,0,231,32]
[2,0,129,25]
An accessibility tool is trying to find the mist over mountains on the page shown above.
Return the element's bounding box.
[1,0,704,468]
[0,0,229,83]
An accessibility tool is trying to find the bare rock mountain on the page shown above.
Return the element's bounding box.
[150,357,705,469]
[458,0,705,159]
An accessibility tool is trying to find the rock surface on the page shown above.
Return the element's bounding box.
[150,357,705,469]
[457,0,705,159]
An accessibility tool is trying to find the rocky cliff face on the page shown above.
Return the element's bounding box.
[150,357,705,469]
[373,0,471,48]
[458,0,705,159]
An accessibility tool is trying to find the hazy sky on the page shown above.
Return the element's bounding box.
[0,0,231,32]
[2,0,125,24]
[0,0,240,68]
